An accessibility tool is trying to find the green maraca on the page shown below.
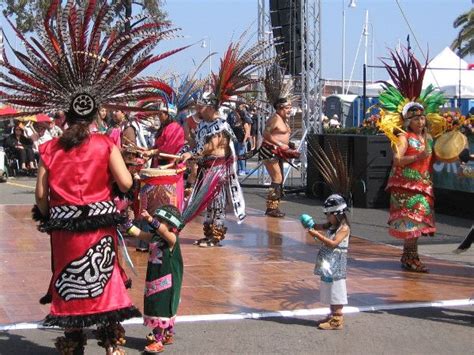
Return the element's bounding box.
[300,214,315,229]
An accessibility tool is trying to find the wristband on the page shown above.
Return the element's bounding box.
[149,218,161,230]
[123,220,133,230]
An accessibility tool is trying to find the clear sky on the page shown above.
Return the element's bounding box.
[157,0,474,82]
[1,0,473,82]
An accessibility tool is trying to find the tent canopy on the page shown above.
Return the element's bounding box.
[423,46,474,97]
[354,47,474,98]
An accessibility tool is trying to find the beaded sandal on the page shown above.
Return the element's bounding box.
[401,256,429,273]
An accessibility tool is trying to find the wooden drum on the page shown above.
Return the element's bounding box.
[139,167,186,214]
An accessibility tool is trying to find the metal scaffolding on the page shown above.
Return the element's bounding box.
[256,0,322,190]
[254,0,274,186]
[287,0,323,189]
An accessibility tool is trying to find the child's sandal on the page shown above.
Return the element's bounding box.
[146,333,155,344]
[144,341,164,353]
[162,333,174,345]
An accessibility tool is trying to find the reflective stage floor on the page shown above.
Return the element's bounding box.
[0,205,472,325]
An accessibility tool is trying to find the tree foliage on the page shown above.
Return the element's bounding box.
[451,8,474,58]
[0,0,168,34]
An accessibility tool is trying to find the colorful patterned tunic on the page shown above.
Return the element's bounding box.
[386,132,436,239]
[143,232,183,329]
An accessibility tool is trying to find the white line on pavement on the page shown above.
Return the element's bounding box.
[1,298,472,331]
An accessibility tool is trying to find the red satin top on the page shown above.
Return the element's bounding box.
[386,132,434,196]
[152,121,184,168]
[39,134,115,206]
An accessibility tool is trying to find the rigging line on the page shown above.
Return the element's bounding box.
[345,24,364,95]
[394,0,441,89]
[394,0,426,61]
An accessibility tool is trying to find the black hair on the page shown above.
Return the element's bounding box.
[274,98,289,109]
[58,122,91,150]
[334,213,350,228]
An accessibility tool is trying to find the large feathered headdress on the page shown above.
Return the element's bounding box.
[377,48,446,146]
[0,0,189,123]
[170,56,209,118]
[198,32,274,109]
[135,73,206,121]
[135,79,177,119]
[264,62,296,109]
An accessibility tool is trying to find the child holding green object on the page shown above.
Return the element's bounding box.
[126,205,184,353]
[300,194,351,330]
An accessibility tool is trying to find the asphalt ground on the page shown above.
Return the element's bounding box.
[1,305,473,354]
[0,175,472,354]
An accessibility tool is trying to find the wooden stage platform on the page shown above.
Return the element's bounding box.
[0,205,472,325]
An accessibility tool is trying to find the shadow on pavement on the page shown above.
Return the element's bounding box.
[0,330,56,354]
[368,307,474,327]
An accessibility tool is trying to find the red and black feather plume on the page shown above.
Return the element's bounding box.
[0,0,188,120]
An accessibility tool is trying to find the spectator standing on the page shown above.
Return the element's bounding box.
[329,114,341,128]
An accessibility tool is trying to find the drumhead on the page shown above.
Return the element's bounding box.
[434,131,468,163]
[140,167,186,178]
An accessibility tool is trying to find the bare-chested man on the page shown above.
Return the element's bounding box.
[259,98,294,217]
[181,93,246,247]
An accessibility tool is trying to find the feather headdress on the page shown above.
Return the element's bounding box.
[307,139,353,205]
[0,0,189,123]
[264,62,297,109]
[135,72,206,121]
[377,48,446,146]
[198,32,274,109]
[134,79,177,119]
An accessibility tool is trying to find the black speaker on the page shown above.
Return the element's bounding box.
[306,133,393,208]
[306,133,324,197]
[270,0,302,75]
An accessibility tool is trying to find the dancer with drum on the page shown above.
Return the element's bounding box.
[377,48,446,273]
[142,100,185,202]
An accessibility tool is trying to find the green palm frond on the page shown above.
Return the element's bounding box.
[451,9,474,58]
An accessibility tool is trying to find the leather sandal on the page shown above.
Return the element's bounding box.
[318,315,344,330]
[162,333,174,345]
[144,341,164,353]
[315,314,333,325]
[198,239,221,248]
[401,257,428,273]
[265,208,285,218]
[193,237,208,246]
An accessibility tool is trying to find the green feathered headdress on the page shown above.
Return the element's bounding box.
[377,48,446,146]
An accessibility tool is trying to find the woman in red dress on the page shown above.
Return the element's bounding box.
[386,105,435,272]
[35,112,140,353]
[378,48,446,273]
[0,0,188,352]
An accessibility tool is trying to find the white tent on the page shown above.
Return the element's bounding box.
[423,47,474,98]
[353,47,474,98]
